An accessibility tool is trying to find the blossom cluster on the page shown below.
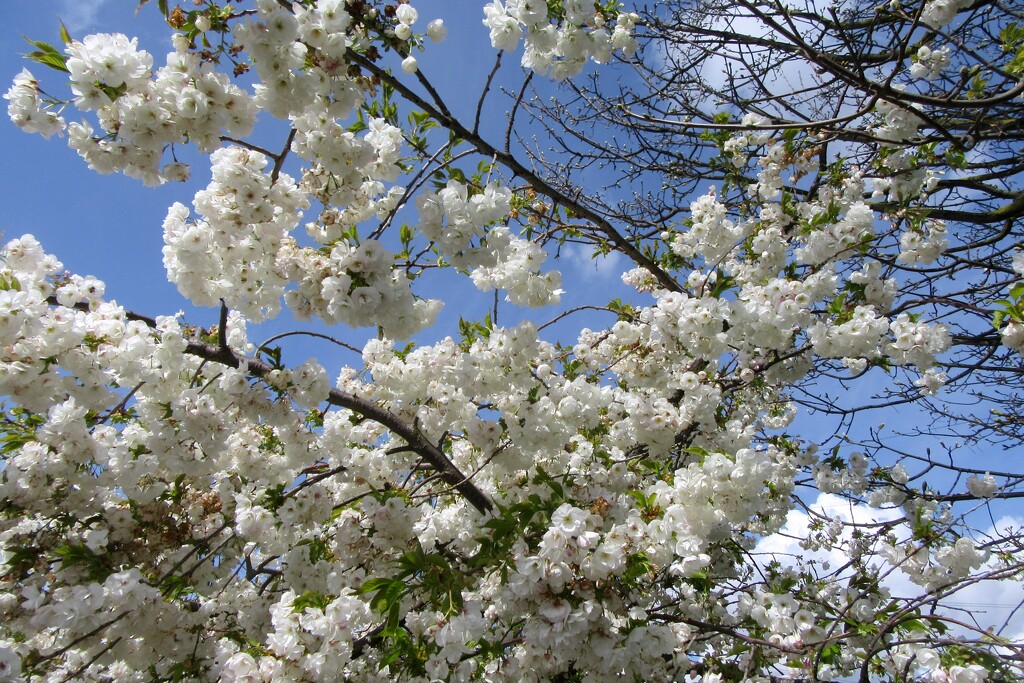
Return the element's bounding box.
[483,0,639,79]
[8,32,258,185]
[2,0,1019,681]
[4,69,64,138]
[280,237,443,338]
[418,180,563,306]
[162,146,307,320]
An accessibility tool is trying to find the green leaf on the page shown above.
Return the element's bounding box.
[358,577,393,595]
[1001,22,1024,48]
[306,537,332,564]
[818,642,842,665]
[0,274,21,292]
[159,573,195,600]
[685,570,714,594]
[1009,45,1024,76]
[684,445,710,463]
[360,576,409,617]
[827,293,848,316]
[292,590,332,613]
[385,595,402,629]
[398,546,429,573]
[24,38,69,73]
[54,543,110,581]
[439,585,462,616]
[257,345,284,369]
[622,552,653,585]
[993,309,1006,331]
[58,21,73,45]
[898,618,928,633]
[709,270,736,297]
[97,82,129,102]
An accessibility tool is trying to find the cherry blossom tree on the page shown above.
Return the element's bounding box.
[2,0,1023,681]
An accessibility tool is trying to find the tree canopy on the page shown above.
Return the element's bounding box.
[2,0,1023,681]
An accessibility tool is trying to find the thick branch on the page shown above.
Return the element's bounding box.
[51,299,494,513]
[187,340,493,513]
[344,48,682,294]
[871,192,1024,225]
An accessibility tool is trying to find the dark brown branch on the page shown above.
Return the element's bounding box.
[474,51,503,136]
[184,339,493,513]
[48,298,493,513]
[344,48,682,294]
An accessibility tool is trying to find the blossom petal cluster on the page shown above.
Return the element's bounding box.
[2,1,1021,681]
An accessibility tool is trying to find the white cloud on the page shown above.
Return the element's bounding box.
[756,495,1024,640]
[756,492,903,565]
[561,243,625,281]
[654,0,860,124]
[59,0,112,33]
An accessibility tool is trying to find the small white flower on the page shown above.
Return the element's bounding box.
[396,4,418,25]
[426,18,447,42]
[161,162,191,182]
[966,473,998,498]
